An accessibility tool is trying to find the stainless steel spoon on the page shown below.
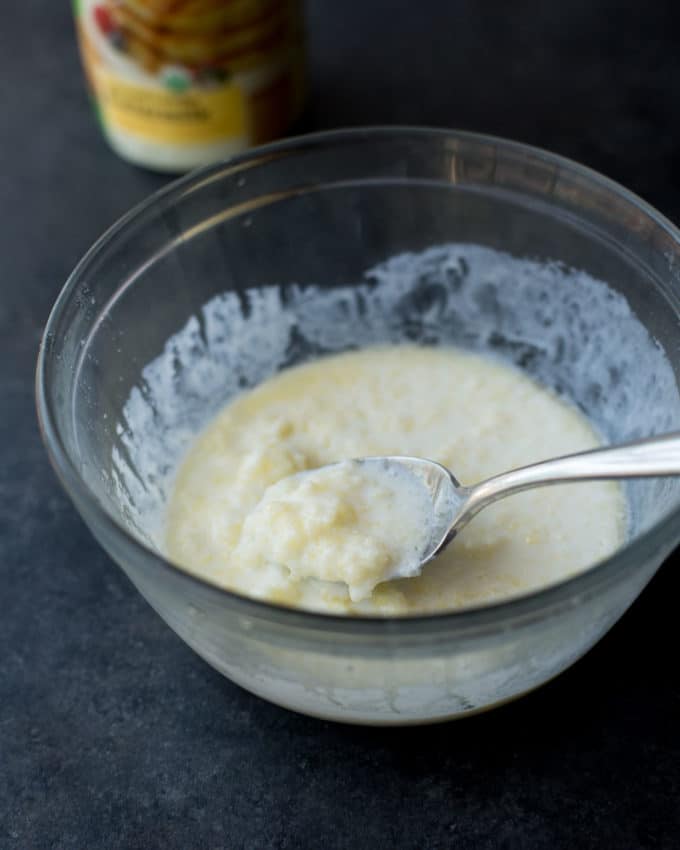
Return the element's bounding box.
[353,432,680,572]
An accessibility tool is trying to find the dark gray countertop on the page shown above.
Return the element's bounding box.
[2,2,679,848]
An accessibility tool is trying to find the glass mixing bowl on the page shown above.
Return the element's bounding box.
[37,128,680,724]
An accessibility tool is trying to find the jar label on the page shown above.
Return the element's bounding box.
[89,66,247,145]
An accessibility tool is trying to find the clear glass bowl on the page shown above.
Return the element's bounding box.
[37,128,680,724]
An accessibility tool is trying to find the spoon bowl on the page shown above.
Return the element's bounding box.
[353,456,466,569]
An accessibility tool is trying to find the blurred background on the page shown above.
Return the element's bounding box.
[2,2,679,848]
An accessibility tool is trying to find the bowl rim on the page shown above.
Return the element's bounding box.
[35,126,680,634]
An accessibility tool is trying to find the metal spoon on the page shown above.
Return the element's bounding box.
[353,432,680,572]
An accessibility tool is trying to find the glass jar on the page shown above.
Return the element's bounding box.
[73,0,306,172]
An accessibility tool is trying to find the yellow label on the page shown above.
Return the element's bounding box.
[91,67,246,146]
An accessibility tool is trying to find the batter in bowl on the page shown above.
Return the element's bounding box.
[164,345,625,615]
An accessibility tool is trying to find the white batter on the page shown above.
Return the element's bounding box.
[233,459,434,602]
[164,345,625,615]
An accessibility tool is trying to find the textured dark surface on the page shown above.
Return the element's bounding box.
[2,2,680,848]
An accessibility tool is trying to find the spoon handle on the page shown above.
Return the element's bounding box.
[464,431,680,517]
